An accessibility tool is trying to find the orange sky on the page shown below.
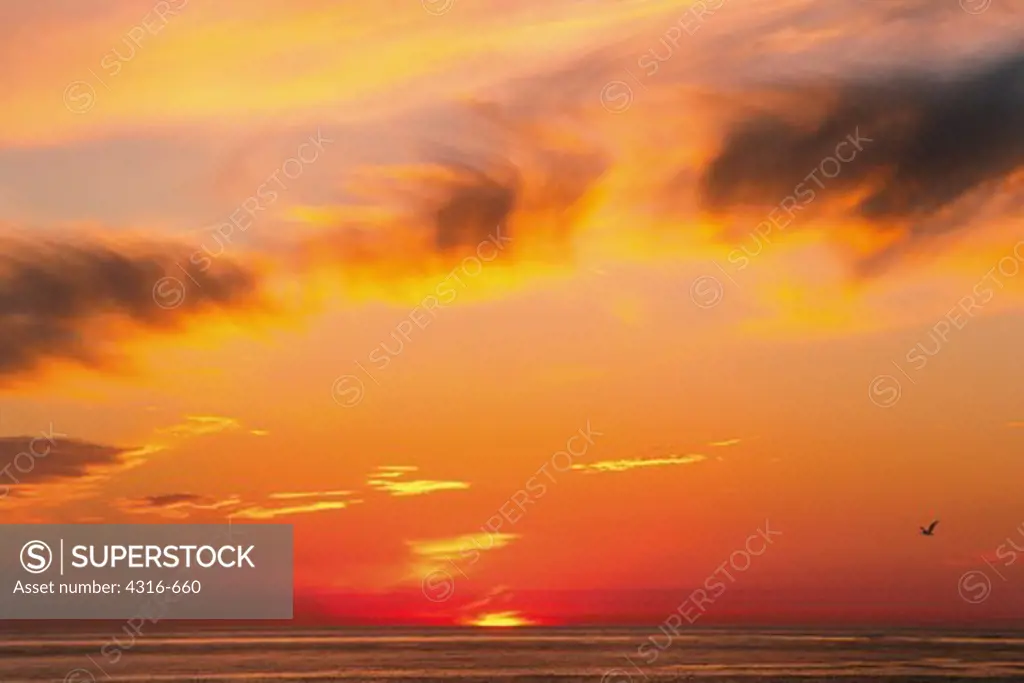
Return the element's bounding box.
[2,0,1024,627]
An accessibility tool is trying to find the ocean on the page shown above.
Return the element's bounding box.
[1,628,1023,682]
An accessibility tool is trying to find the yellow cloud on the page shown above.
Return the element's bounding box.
[157,415,241,438]
[367,465,469,497]
[369,479,470,496]
[708,439,742,447]
[572,454,707,473]
[115,488,358,521]
[268,490,352,500]
[372,465,420,479]
[408,533,520,561]
[3,0,671,146]
[232,500,351,520]
[404,532,519,588]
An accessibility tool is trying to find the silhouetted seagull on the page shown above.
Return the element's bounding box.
[920,520,939,536]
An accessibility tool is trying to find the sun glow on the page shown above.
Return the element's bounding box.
[467,611,535,628]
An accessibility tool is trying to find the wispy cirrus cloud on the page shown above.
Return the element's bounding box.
[233,489,362,520]
[113,488,360,521]
[408,532,520,565]
[157,415,242,438]
[370,465,418,479]
[404,531,520,599]
[117,492,241,518]
[367,465,470,497]
[0,0,667,146]
[232,499,354,520]
[268,490,352,500]
[572,454,707,474]
[3,0,1020,393]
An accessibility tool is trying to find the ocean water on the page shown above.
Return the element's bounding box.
[1,628,1023,682]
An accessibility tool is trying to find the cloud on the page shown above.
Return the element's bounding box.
[708,439,742,447]
[117,492,240,518]
[268,490,352,500]
[572,454,707,474]
[0,0,664,147]
[114,489,358,520]
[367,465,470,497]
[408,532,519,561]
[275,49,1024,295]
[0,414,262,503]
[369,480,471,497]
[266,3,1024,294]
[697,50,1024,274]
[284,130,607,297]
[405,532,520,586]
[4,0,1019,377]
[371,465,418,478]
[157,415,241,438]
[231,500,352,520]
[130,493,202,507]
[0,230,266,382]
[230,489,361,520]
[0,434,140,495]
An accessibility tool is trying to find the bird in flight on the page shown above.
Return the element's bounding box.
[920,520,939,536]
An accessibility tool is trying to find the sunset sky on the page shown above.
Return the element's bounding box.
[2,0,1024,627]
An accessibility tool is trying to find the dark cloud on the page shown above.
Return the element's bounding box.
[0,435,130,493]
[422,146,606,253]
[698,50,1024,269]
[128,493,204,508]
[0,234,264,380]
[310,42,1022,284]
[419,155,520,253]
[115,492,241,517]
[0,116,604,381]
[116,492,252,521]
[293,130,607,274]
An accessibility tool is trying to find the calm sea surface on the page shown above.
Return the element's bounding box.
[2,628,1023,682]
